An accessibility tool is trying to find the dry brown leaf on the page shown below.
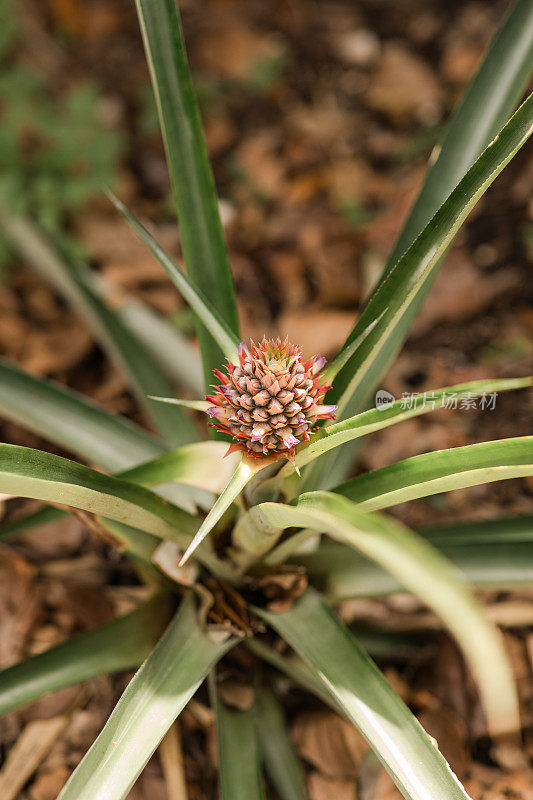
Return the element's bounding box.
[194,21,285,82]
[417,707,469,778]
[28,766,69,800]
[0,546,40,668]
[411,249,519,335]
[308,771,357,800]
[481,770,533,800]
[292,711,368,779]
[20,515,84,559]
[371,772,405,800]
[276,309,355,359]
[217,682,255,712]
[20,325,93,375]
[366,43,443,124]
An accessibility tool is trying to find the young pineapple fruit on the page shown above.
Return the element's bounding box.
[205,337,337,457]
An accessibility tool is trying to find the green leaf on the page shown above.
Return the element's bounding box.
[0,358,165,472]
[282,376,531,476]
[0,443,194,544]
[385,0,533,272]
[0,443,240,580]
[134,0,240,387]
[420,513,533,545]
[0,594,173,716]
[118,298,204,396]
[260,493,520,737]
[0,214,196,446]
[58,594,237,800]
[255,590,472,800]
[333,1,533,412]
[246,638,337,711]
[0,359,202,513]
[312,91,533,487]
[336,75,533,422]
[111,195,240,365]
[149,396,211,412]
[300,538,533,602]
[319,314,384,384]
[214,684,265,800]
[179,456,269,565]
[94,518,160,565]
[334,436,533,510]
[255,689,307,800]
[118,441,240,493]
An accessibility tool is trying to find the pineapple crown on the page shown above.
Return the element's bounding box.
[204,337,337,458]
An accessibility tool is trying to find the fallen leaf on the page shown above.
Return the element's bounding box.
[29,765,70,800]
[292,711,368,779]
[366,43,443,124]
[308,771,357,800]
[0,546,40,668]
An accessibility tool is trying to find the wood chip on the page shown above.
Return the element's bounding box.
[159,721,189,800]
[0,716,70,800]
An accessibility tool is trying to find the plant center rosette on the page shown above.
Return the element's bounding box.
[204,337,337,458]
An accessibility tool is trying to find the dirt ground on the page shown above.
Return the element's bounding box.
[0,0,532,798]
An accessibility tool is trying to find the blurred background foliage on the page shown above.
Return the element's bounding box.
[0,0,123,270]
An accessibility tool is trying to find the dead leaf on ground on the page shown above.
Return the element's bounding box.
[28,765,70,800]
[0,546,40,668]
[411,249,520,335]
[366,43,443,125]
[308,771,357,800]
[417,707,469,778]
[292,710,368,779]
[276,309,355,358]
[217,681,255,712]
[371,772,405,800]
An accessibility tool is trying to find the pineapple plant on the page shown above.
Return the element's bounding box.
[0,0,532,798]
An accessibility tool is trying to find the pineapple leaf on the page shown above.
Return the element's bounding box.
[384,0,533,274]
[299,531,533,602]
[134,0,240,388]
[58,594,237,800]
[0,594,173,717]
[313,88,533,488]
[259,493,520,737]
[0,359,204,513]
[179,456,271,565]
[331,0,533,419]
[255,590,473,800]
[0,443,197,543]
[0,443,239,580]
[284,376,531,476]
[213,678,266,800]
[118,299,204,396]
[330,93,533,421]
[0,358,165,472]
[148,396,211,411]
[0,214,197,446]
[319,313,384,384]
[118,441,240,494]
[333,436,533,510]
[255,689,307,800]
[110,194,240,365]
